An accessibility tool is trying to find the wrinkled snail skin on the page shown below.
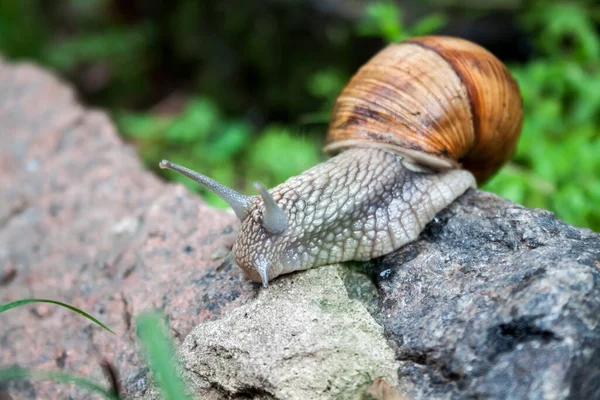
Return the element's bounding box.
[233,147,475,285]
[160,148,475,286]
[159,36,523,287]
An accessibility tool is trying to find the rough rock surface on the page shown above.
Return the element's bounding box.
[154,190,600,400]
[369,191,600,399]
[0,58,256,399]
[179,265,398,400]
[1,59,600,400]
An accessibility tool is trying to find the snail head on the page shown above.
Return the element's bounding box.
[159,160,293,287]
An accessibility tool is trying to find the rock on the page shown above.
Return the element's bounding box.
[368,191,600,399]
[148,190,600,400]
[0,59,255,399]
[366,377,411,400]
[179,266,398,400]
[1,58,599,400]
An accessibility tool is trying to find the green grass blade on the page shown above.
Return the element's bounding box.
[136,312,190,400]
[0,298,115,334]
[0,366,118,400]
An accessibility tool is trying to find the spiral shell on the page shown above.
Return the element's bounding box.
[325,36,523,184]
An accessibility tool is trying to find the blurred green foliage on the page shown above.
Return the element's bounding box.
[485,1,600,230]
[117,98,321,207]
[137,312,190,400]
[357,1,447,42]
[0,0,598,230]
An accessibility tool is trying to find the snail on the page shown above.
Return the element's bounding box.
[159,36,523,287]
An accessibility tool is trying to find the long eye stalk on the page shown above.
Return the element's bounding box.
[159,160,253,220]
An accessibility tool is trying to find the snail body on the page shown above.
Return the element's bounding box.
[160,36,523,287]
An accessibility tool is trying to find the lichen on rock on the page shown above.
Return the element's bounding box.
[179,265,399,400]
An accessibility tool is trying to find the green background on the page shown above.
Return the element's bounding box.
[1,0,599,231]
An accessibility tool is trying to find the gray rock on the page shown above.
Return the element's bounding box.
[157,189,600,400]
[367,190,600,399]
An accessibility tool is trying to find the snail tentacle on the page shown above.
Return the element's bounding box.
[159,160,253,220]
[254,182,288,234]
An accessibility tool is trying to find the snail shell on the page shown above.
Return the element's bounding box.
[326,36,523,183]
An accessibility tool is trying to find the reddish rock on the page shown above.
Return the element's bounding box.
[0,59,258,399]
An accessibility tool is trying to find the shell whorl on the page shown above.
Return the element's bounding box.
[325,36,523,184]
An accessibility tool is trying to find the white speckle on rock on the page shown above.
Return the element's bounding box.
[26,158,40,172]
[110,216,141,237]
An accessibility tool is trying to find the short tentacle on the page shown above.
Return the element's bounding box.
[254,182,287,234]
[255,256,270,288]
